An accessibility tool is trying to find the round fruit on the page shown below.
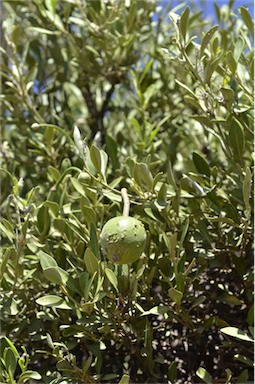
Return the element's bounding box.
[78,171,91,183]
[100,216,146,264]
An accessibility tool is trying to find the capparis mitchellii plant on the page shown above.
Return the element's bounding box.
[0,0,254,383]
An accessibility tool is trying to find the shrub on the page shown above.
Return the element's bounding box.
[1,1,254,383]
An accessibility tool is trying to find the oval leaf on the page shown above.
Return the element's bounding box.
[193,152,211,177]
[180,7,190,41]
[118,374,130,384]
[43,266,69,286]
[200,25,218,58]
[220,327,254,342]
[39,250,58,270]
[228,119,245,161]
[168,287,183,305]
[90,145,102,174]
[36,295,72,309]
[196,367,212,384]
[84,248,99,275]
[105,268,118,292]
[239,6,254,37]
[19,370,42,382]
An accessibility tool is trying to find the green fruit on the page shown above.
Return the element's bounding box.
[78,171,91,183]
[100,216,146,264]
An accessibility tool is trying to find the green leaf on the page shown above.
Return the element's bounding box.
[236,369,249,383]
[82,354,93,373]
[220,327,254,342]
[109,176,123,190]
[181,175,205,196]
[190,295,206,309]
[106,134,118,168]
[3,298,19,316]
[228,118,245,161]
[105,268,118,292]
[157,183,167,205]
[0,248,12,282]
[79,272,91,301]
[37,204,51,237]
[247,304,254,326]
[118,374,130,384]
[19,370,42,383]
[176,79,197,98]
[214,3,221,21]
[84,248,99,275]
[44,201,59,216]
[134,162,154,190]
[0,221,15,242]
[89,224,99,258]
[90,145,108,179]
[225,368,232,384]
[197,220,211,245]
[26,64,38,84]
[234,36,245,61]
[179,217,189,249]
[167,161,177,189]
[81,204,97,225]
[234,354,254,367]
[101,373,119,380]
[139,59,153,84]
[70,177,86,197]
[56,360,73,371]
[184,95,202,110]
[242,167,252,212]
[90,144,101,173]
[45,0,56,14]
[43,266,69,286]
[4,337,19,358]
[102,190,122,203]
[68,16,86,27]
[219,290,242,306]
[200,25,219,58]
[227,51,237,76]
[47,165,61,182]
[36,295,72,309]
[192,115,214,128]
[204,56,221,84]
[143,83,157,109]
[28,26,60,35]
[140,306,169,316]
[136,265,145,279]
[12,25,22,47]
[220,87,235,110]
[168,361,177,382]
[5,348,17,376]
[168,288,183,305]
[192,152,211,177]
[196,367,212,383]
[180,7,190,41]
[175,272,184,292]
[239,6,254,37]
[39,250,58,270]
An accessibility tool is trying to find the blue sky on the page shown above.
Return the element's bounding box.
[199,0,254,18]
[157,0,254,20]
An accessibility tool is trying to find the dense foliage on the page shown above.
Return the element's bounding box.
[0,0,254,383]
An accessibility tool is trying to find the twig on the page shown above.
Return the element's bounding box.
[121,188,130,217]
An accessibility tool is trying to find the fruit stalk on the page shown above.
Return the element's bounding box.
[121,188,130,217]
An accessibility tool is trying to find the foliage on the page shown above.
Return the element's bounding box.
[0,337,42,383]
[0,0,254,383]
